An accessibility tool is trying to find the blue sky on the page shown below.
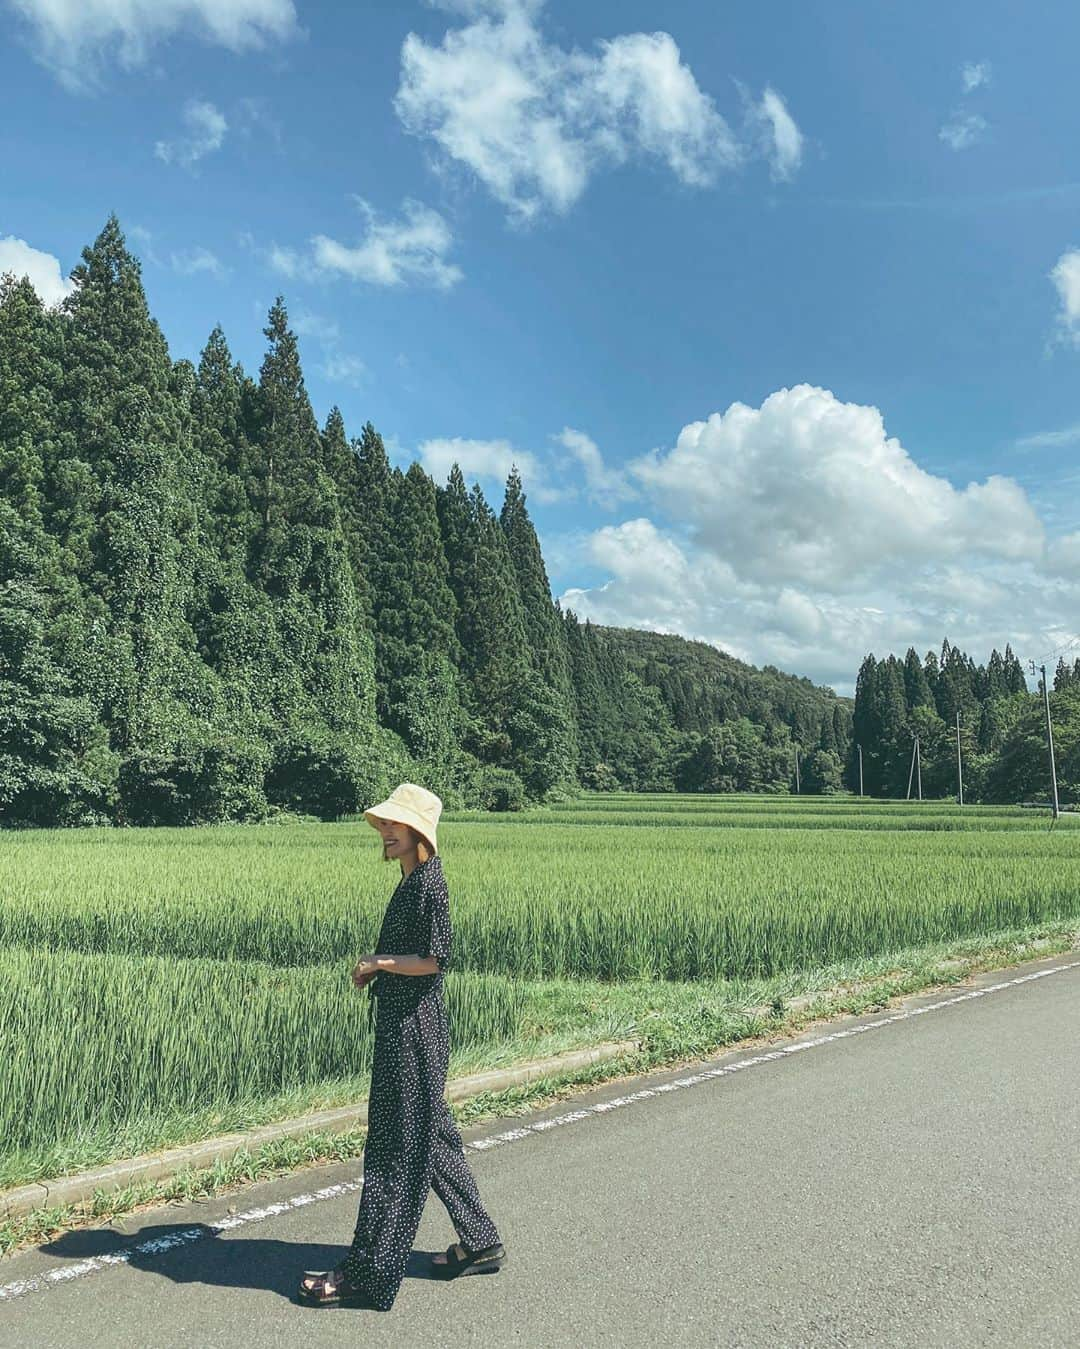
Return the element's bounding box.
[4,0,1080,694]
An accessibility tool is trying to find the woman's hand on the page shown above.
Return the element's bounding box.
[351,954,380,989]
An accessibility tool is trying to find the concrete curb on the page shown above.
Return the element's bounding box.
[0,1040,639,1222]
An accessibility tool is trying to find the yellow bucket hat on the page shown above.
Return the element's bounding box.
[363,782,442,855]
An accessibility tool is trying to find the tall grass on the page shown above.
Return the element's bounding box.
[0,947,524,1185]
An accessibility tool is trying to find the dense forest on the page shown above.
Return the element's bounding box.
[850,642,1080,805]
[0,219,1068,823]
[0,218,850,826]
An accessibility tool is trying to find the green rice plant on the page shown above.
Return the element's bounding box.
[1,799,1078,982]
[0,947,525,1185]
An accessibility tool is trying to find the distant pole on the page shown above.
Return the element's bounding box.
[1032,661,1061,820]
[955,711,964,806]
[915,735,922,801]
[794,747,801,794]
[857,743,864,798]
[906,737,916,800]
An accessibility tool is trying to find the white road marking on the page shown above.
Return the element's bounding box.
[2,958,1076,1305]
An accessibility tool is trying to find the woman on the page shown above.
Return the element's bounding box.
[297,781,506,1310]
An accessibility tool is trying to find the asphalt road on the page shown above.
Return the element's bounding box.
[3,953,1079,1349]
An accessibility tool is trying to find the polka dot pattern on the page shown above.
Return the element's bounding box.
[342,855,501,1310]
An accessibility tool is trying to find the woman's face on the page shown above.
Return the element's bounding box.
[373,816,420,864]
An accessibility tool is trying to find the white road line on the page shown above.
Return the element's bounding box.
[0,1182,362,1303]
[2,958,1077,1305]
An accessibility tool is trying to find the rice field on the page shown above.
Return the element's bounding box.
[1,792,1077,1188]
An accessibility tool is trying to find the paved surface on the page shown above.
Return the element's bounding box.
[2,953,1079,1348]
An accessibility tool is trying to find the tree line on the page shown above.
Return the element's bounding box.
[1,218,852,825]
[850,641,1080,804]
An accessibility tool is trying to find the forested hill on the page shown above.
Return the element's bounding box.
[0,216,857,826]
[573,625,851,793]
[601,626,846,739]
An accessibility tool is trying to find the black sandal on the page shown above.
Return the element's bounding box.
[296,1264,376,1308]
[430,1241,507,1280]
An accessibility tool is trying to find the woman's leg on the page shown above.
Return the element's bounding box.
[430,1095,502,1251]
[342,1012,435,1310]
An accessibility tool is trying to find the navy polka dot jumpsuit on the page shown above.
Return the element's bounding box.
[342,854,502,1310]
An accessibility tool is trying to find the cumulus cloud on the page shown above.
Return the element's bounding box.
[396,0,798,220]
[270,199,462,290]
[0,234,74,305]
[155,99,227,169]
[1051,248,1080,342]
[417,436,570,505]
[627,385,1041,588]
[554,386,1059,693]
[8,0,298,92]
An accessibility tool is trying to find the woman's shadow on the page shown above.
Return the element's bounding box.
[42,1223,446,1305]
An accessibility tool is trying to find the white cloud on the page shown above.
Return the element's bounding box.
[961,61,991,93]
[1046,531,1080,577]
[289,311,366,387]
[748,86,804,182]
[556,386,1058,693]
[292,312,341,344]
[0,234,74,305]
[627,385,1041,588]
[938,111,988,151]
[554,428,636,508]
[417,436,570,505]
[9,0,298,92]
[1015,423,1080,451]
[170,245,226,277]
[1051,248,1080,342]
[396,0,797,221]
[271,199,463,290]
[320,352,368,387]
[155,99,227,168]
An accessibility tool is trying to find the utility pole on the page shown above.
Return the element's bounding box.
[906,735,923,802]
[955,711,964,806]
[857,743,864,798]
[1030,661,1060,820]
[794,747,801,794]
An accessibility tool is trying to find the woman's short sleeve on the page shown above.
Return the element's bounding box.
[419,865,452,971]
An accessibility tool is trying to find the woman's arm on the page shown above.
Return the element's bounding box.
[373,953,441,976]
[351,953,440,987]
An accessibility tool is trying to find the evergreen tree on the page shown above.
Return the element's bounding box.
[246,299,377,810]
[319,407,370,620]
[0,274,106,821]
[377,461,466,787]
[902,647,933,710]
[55,215,209,755]
[499,466,579,794]
[563,608,607,783]
[351,420,398,723]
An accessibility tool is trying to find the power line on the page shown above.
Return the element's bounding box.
[1031,632,1080,666]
